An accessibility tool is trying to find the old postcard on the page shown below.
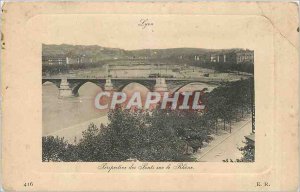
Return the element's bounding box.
[1,2,299,191]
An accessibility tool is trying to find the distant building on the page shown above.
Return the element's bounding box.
[42,55,67,65]
[235,50,254,64]
[193,49,254,65]
[42,54,93,65]
[66,54,92,65]
[210,54,219,63]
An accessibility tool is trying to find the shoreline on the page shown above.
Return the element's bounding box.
[45,115,109,144]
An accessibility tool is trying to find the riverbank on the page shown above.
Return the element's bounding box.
[45,115,109,144]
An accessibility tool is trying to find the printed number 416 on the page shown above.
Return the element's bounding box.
[24,182,33,187]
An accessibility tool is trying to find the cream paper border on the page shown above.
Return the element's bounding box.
[1,2,299,191]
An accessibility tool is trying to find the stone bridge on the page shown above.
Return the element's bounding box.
[42,77,224,98]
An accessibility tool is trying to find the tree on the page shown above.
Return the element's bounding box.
[238,139,255,162]
[138,109,194,161]
[223,138,255,163]
[76,109,147,162]
[77,123,103,161]
[42,136,68,162]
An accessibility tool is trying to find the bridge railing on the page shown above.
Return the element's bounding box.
[42,73,251,82]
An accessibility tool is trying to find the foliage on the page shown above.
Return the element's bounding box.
[223,138,255,162]
[204,78,254,133]
[238,139,255,162]
[194,61,254,74]
[42,63,102,76]
[140,109,197,161]
[75,109,196,162]
[42,136,77,162]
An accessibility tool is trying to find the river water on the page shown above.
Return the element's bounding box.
[42,82,107,135]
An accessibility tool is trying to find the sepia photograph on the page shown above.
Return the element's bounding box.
[2,2,298,191]
[42,44,255,162]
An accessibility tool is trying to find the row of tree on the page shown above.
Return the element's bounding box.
[42,78,254,162]
[205,78,254,133]
[193,62,254,74]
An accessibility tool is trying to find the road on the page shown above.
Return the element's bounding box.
[195,117,253,162]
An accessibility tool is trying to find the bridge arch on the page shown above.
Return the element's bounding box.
[171,82,213,93]
[42,81,60,97]
[117,82,151,107]
[42,79,61,88]
[116,81,152,92]
[71,80,105,96]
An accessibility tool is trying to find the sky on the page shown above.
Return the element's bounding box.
[27,14,272,51]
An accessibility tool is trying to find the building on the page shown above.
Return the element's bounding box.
[193,49,254,65]
[235,50,254,64]
[42,55,67,65]
[210,54,227,63]
[42,54,93,65]
[219,49,254,64]
[193,54,210,64]
[65,54,93,65]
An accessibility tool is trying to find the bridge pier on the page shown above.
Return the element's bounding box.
[104,78,114,91]
[154,78,168,92]
[59,79,76,98]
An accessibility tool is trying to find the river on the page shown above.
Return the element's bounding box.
[42,82,107,136]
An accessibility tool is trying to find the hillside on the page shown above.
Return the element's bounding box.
[42,44,243,62]
[42,44,127,61]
